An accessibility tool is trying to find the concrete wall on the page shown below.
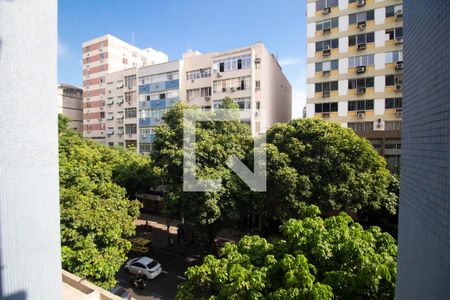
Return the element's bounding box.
[396,0,450,298]
[0,0,61,299]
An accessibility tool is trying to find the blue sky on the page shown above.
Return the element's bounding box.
[58,0,306,118]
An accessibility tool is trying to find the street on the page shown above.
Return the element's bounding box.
[115,247,190,300]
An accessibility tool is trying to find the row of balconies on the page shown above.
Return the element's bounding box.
[320,1,403,19]
[138,79,179,94]
[139,97,180,109]
[320,109,402,120]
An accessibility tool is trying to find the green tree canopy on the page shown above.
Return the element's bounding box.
[152,99,253,230]
[58,115,142,288]
[176,207,397,299]
[263,119,396,221]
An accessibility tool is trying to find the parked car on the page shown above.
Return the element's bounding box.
[130,237,152,254]
[124,256,162,279]
[109,286,131,300]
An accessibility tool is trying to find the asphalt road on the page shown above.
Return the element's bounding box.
[114,247,195,300]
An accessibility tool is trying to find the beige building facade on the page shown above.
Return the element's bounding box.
[57,83,83,132]
[306,0,403,171]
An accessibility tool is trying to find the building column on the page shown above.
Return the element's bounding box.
[0,0,61,299]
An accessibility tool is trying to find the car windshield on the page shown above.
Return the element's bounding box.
[147,261,158,269]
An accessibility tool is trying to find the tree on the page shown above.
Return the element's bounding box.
[152,99,253,238]
[263,119,396,221]
[58,115,141,289]
[176,207,397,299]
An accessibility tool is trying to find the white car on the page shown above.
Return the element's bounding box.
[124,256,162,279]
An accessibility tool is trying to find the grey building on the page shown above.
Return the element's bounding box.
[58,83,83,132]
[396,0,450,299]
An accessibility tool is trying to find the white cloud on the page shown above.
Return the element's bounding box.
[278,57,303,67]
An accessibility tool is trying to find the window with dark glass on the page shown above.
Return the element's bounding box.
[385,75,395,86]
[349,10,375,24]
[349,32,375,46]
[348,100,374,111]
[315,60,339,72]
[348,77,374,89]
[315,102,338,113]
[386,27,403,40]
[316,17,339,31]
[315,81,338,92]
[316,39,339,51]
[386,5,403,17]
[385,98,402,109]
[316,0,338,10]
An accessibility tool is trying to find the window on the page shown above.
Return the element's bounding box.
[315,102,338,113]
[315,60,339,72]
[124,75,136,88]
[315,81,338,92]
[125,140,137,149]
[348,99,374,111]
[140,143,152,153]
[213,54,251,73]
[213,76,251,93]
[213,97,251,110]
[186,68,211,80]
[201,87,211,97]
[125,91,136,102]
[140,71,179,85]
[316,0,338,10]
[386,27,403,40]
[125,124,137,134]
[187,89,200,100]
[385,98,402,109]
[316,17,339,31]
[125,108,137,118]
[106,113,114,120]
[348,55,374,68]
[386,4,403,17]
[349,32,375,46]
[140,127,154,135]
[348,122,374,132]
[385,51,403,64]
[349,10,374,24]
[385,75,402,86]
[316,39,339,51]
[255,80,261,89]
[385,121,402,131]
[348,77,374,89]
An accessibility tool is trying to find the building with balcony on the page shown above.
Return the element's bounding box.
[82,34,168,144]
[57,83,83,132]
[305,0,403,172]
[85,38,292,155]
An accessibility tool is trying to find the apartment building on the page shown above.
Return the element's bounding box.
[181,43,292,136]
[82,34,168,144]
[92,41,292,155]
[305,0,403,172]
[57,83,83,132]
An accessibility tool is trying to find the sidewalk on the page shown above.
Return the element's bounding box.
[135,213,247,257]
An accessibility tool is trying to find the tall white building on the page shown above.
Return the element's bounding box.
[306,0,403,171]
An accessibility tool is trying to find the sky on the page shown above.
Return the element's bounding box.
[58,0,307,118]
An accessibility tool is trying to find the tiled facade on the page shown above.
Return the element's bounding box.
[306,0,403,172]
[396,0,450,298]
[84,38,292,155]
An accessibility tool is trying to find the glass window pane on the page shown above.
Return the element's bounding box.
[331,81,338,90]
[366,77,374,87]
[315,103,322,113]
[316,63,322,72]
[315,83,322,92]
[349,14,357,24]
[331,60,339,69]
[323,103,330,112]
[332,18,339,27]
[331,102,338,112]
[367,10,374,21]
[357,34,366,44]
[316,42,323,51]
[349,36,356,46]
[332,39,339,48]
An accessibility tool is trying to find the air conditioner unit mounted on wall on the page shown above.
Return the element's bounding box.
[323,45,331,56]
[395,84,403,92]
[357,0,366,7]
[357,111,366,118]
[395,9,403,20]
[356,66,366,74]
[322,112,330,118]
[357,43,367,51]
[395,37,403,44]
[322,7,331,15]
[322,90,330,97]
[395,61,404,70]
[358,21,367,31]
[396,109,402,118]
[357,87,366,95]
